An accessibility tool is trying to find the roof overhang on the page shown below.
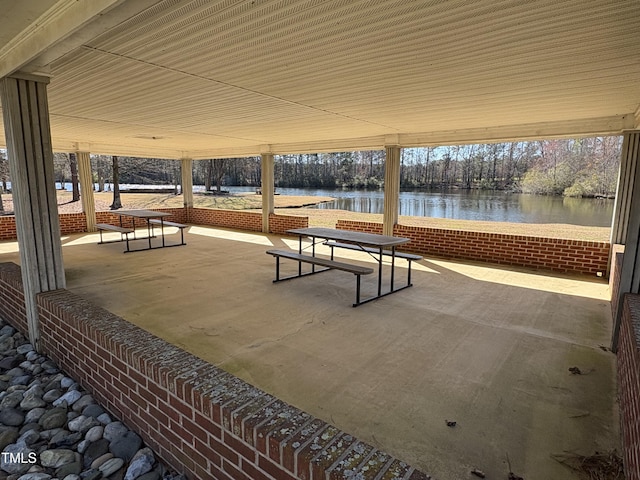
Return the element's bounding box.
[1,0,639,159]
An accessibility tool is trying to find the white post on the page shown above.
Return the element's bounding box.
[181,158,194,208]
[261,153,275,233]
[76,150,97,232]
[0,73,66,349]
[611,131,640,245]
[612,130,640,350]
[383,145,401,236]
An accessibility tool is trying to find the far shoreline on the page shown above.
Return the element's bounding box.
[0,190,611,242]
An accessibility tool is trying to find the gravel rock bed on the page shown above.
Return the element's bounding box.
[0,319,185,480]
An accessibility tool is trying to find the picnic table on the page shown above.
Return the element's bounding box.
[266,227,420,306]
[97,209,186,252]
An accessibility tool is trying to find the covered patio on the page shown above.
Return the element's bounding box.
[0,226,618,479]
[1,0,640,479]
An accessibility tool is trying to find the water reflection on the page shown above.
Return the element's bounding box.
[275,188,614,227]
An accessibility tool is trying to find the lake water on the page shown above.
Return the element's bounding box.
[228,187,614,227]
[49,183,614,227]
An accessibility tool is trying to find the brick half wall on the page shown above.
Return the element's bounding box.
[186,207,307,234]
[336,220,610,276]
[0,262,430,480]
[618,293,640,480]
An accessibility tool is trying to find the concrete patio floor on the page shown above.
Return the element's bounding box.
[0,225,620,480]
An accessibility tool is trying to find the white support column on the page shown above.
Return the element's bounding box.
[0,73,65,349]
[261,153,275,233]
[611,131,640,245]
[612,131,640,350]
[383,145,401,236]
[181,158,194,208]
[76,150,97,232]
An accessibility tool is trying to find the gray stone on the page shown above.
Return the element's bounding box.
[43,377,62,392]
[42,389,62,403]
[10,374,32,386]
[0,325,16,336]
[99,457,125,477]
[17,429,40,446]
[16,473,52,480]
[38,407,68,430]
[62,474,81,480]
[136,472,161,480]
[84,425,104,443]
[0,407,25,426]
[97,412,112,424]
[124,448,155,480]
[76,439,90,454]
[25,351,40,362]
[20,391,46,410]
[90,452,114,469]
[24,407,46,424]
[60,376,76,389]
[80,469,102,480]
[110,430,142,462]
[0,443,36,475]
[83,438,110,468]
[0,425,19,450]
[103,422,128,442]
[6,366,24,377]
[72,395,95,413]
[16,343,34,355]
[0,355,21,370]
[51,430,83,448]
[1,391,23,409]
[0,333,15,354]
[68,415,100,434]
[40,427,64,440]
[18,422,40,436]
[82,404,105,419]
[40,449,76,468]
[56,460,82,478]
[53,390,82,407]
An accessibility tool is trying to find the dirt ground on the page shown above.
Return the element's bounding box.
[0,190,611,242]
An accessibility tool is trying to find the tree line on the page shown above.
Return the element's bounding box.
[0,136,623,212]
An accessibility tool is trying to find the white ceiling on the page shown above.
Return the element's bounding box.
[1,0,639,159]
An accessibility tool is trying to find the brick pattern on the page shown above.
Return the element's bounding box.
[618,293,640,480]
[336,220,610,276]
[267,213,308,234]
[0,262,27,333]
[187,208,263,232]
[0,268,432,480]
[185,208,308,235]
[0,215,18,240]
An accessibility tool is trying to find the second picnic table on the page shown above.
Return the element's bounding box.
[267,227,420,306]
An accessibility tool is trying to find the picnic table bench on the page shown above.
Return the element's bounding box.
[149,219,187,246]
[266,249,374,306]
[96,223,134,251]
[324,240,422,286]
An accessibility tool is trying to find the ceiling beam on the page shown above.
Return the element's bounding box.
[39,114,632,160]
[0,0,126,78]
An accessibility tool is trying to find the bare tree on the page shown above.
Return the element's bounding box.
[69,153,80,201]
[110,156,122,210]
[211,159,228,192]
